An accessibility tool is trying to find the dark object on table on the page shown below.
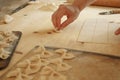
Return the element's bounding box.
[0,31,22,70]
[99,10,120,15]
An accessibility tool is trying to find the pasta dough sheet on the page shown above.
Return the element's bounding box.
[77,18,120,44]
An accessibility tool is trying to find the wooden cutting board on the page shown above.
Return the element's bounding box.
[0,3,120,78]
[1,46,120,80]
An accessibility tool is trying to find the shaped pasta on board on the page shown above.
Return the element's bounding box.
[24,60,41,75]
[33,45,45,53]
[40,51,54,58]
[56,62,72,71]
[40,66,54,75]
[40,58,50,66]
[55,49,68,54]
[49,58,63,65]
[0,48,10,59]
[4,46,76,80]
[49,71,67,80]
[29,54,41,63]
[7,68,33,80]
[61,52,75,60]
[7,68,21,78]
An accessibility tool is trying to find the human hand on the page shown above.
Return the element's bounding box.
[115,28,120,35]
[52,5,80,30]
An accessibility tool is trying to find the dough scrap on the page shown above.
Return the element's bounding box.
[49,71,67,80]
[61,52,75,60]
[0,48,10,59]
[4,15,14,24]
[39,3,57,11]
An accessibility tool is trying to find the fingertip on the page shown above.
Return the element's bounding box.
[115,28,120,35]
[115,32,120,35]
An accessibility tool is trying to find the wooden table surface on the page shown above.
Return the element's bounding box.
[0,3,120,78]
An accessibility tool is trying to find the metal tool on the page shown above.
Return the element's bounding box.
[99,10,120,15]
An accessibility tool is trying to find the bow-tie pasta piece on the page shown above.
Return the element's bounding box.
[0,35,4,41]
[40,51,54,58]
[29,54,40,63]
[7,68,21,78]
[49,71,67,80]
[5,35,18,43]
[0,41,9,48]
[17,60,29,68]
[18,74,33,80]
[56,62,72,72]
[40,66,54,75]
[38,75,47,80]
[2,31,13,37]
[24,60,41,75]
[41,58,50,66]
[55,49,67,55]
[33,46,45,53]
[49,58,63,65]
[53,28,63,33]
[0,31,18,43]
[49,58,72,71]
[6,68,33,80]
[61,52,75,60]
[0,48,10,59]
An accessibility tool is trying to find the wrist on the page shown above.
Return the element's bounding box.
[72,0,96,10]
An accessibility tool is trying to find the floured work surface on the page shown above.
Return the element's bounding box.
[0,31,22,70]
[77,18,120,44]
[1,45,120,80]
